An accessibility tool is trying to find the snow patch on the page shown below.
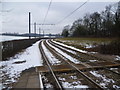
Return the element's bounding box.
[89,60,97,62]
[113,85,120,88]
[59,77,66,81]
[45,83,53,88]
[61,81,88,88]
[90,71,118,88]
[70,76,77,80]
[115,56,120,60]
[110,68,119,73]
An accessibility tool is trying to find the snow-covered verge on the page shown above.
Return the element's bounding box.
[0,40,43,89]
[55,39,109,49]
[53,40,120,61]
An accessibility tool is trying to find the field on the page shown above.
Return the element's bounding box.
[55,37,118,54]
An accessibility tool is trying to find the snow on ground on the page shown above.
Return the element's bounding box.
[46,40,81,64]
[77,42,98,49]
[56,45,77,55]
[45,83,53,88]
[52,40,88,53]
[61,81,88,88]
[115,56,120,60]
[84,44,95,48]
[50,41,77,55]
[58,77,89,88]
[89,60,97,62]
[41,41,61,65]
[42,75,53,88]
[90,71,120,88]
[110,68,119,73]
[0,40,43,89]
[53,40,98,54]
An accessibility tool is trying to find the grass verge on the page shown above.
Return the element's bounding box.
[55,37,120,55]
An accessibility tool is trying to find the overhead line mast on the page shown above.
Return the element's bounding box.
[28,12,31,39]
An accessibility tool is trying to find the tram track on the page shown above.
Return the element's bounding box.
[43,40,103,89]
[39,40,63,89]
[48,39,120,75]
[38,39,120,89]
[50,39,120,63]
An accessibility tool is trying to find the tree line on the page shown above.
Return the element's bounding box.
[62,4,120,37]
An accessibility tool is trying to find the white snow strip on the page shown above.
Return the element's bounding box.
[89,60,97,62]
[56,45,77,54]
[110,68,119,73]
[110,68,118,70]
[41,41,61,65]
[46,40,81,64]
[50,41,77,55]
[52,40,87,53]
[0,40,43,88]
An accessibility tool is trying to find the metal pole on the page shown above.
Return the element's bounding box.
[43,31,44,37]
[34,22,36,38]
[118,1,120,15]
[39,27,41,37]
[29,12,31,39]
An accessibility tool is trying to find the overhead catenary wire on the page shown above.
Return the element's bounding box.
[42,0,53,25]
[56,0,89,25]
[41,0,52,34]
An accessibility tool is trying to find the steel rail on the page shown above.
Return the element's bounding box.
[39,40,63,89]
[35,66,44,89]
[49,40,90,62]
[39,72,44,89]
[49,40,120,76]
[49,39,109,61]
[45,40,103,89]
[105,68,120,75]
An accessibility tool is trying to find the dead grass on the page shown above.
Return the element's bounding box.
[55,37,119,55]
[56,37,116,43]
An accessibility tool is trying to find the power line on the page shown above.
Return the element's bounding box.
[43,0,52,25]
[41,0,52,34]
[56,0,89,24]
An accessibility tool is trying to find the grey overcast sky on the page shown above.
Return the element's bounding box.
[1,0,119,34]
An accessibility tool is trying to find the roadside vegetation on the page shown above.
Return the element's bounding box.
[61,3,120,55]
[56,37,120,55]
[99,39,120,55]
[62,4,120,38]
